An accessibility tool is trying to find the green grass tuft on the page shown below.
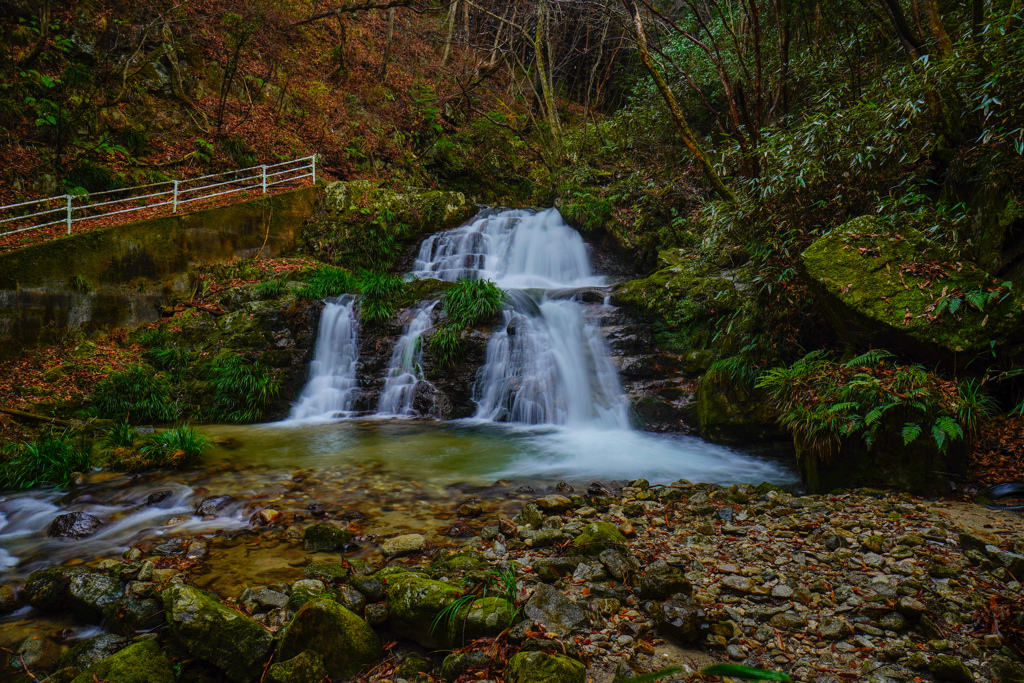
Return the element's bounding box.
[207,356,281,423]
[92,365,177,423]
[1,430,92,491]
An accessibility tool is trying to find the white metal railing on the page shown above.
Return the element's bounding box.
[0,155,318,238]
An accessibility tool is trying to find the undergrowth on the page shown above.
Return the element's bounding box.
[0,430,92,490]
[429,279,505,366]
[207,356,281,423]
[101,422,210,471]
[92,365,177,423]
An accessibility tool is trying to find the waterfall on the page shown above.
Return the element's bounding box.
[376,301,437,416]
[289,296,360,422]
[414,208,631,428]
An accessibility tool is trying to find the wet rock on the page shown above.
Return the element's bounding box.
[69,640,175,683]
[992,655,1024,683]
[16,634,60,670]
[397,652,433,679]
[640,560,692,599]
[928,654,974,682]
[433,552,486,573]
[897,596,927,618]
[103,596,164,635]
[47,512,102,539]
[349,573,385,601]
[267,650,327,683]
[39,667,80,683]
[598,547,638,580]
[505,651,585,683]
[499,517,518,536]
[303,561,350,584]
[154,538,187,556]
[25,567,93,612]
[528,529,566,548]
[195,495,235,517]
[720,575,755,594]
[459,503,483,517]
[536,495,573,514]
[252,588,289,610]
[144,490,173,507]
[68,572,124,622]
[336,586,367,615]
[303,524,353,551]
[386,572,462,648]
[769,612,807,631]
[365,601,388,626]
[442,651,493,682]
[570,522,626,556]
[879,611,908,631]
[162,584,273,682]
[514,503,544,528]
[278,597,382,679]
[0,584,20,615]
[650,598,706,643]
[382,533,426,557]
[523,583,590,635]
[448,597,515,646]
[818,617,854,640]
[58,634,129,671]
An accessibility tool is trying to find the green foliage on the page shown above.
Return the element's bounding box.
[254,279,288,299]
[699,663,792,681]
[357,271,406,324]
[144,346,192,379]
[756,351,995,459]
[134,328,172,348]
[92,365,177,423]
[705,355,762,390]
[137,425,210,468]
[206,356,280,423]
[443,279,505,327]
[428,325,463,366]
[0,430,92,490]
[296,267,360,299]
[360,297,396,325]
[100,421,138,451]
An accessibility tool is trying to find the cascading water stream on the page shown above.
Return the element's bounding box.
[413,208,630,428]
[288,296,360,422]
[376,301,437,416]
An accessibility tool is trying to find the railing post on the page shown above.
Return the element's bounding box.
[172,180,179,213]
[311,155,317,184]
[261,165,268,194]
[66,194,72,235]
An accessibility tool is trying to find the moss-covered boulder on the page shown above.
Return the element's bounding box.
[432,552,486,575]
[505,651,586,683]
[303,560,350,583]
[267,650,328,683]
[570,522,626,556]
[694,376,783,445]
[385,572,462,649]
[297,181,473,271]
[161,584,273,682]
[24,566,94,612]
[69,640,175,683]
[447,597,515,646]
[57,634,128,671]
[277,598,382,679]
[801,216,1024,366]
[67,572,124,622]
[303,524,353,552]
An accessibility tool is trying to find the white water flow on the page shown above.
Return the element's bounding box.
[376,301,437,416]
[414,208,629,427]
[289,296,360,422]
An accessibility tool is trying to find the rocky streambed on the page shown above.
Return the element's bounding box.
[2,478,1024,683]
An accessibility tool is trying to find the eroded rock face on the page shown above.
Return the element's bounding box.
[277,598,382,680]
[161,584,273,682]
[47,512,102,539]
[800,215,1024,366]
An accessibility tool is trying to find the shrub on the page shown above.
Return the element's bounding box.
[92,365,177,423]
[1,431,92,490]
[134,328,172,348]
[144,347,192,377]
[357,271,406,324]
[428,325,463,366]
[207,356,280,422]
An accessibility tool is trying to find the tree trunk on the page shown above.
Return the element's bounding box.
[381,7,396,78]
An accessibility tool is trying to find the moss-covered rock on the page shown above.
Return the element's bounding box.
[297,181,473,272]
[57,634,128,671]
[69,640,175,683]
[385,572,462,649]
[277,598,382,679]
[161,584,273,682]
[24,567,93,612]
[432,552,486,575]
[570,522,626,556]
[447,597,515,646]
[694,375,782,445]
[67,572,124,622]
[303,560,351,583]
[800,216,1024,366]
[303,523,353,551]
[267,650,328,683]
[504,651,586,683]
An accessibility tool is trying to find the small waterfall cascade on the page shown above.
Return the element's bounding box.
[289,296,360,422]
[376,301,438,416]
[414,208,630,428]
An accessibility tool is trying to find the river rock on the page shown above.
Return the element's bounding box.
[385,571,462,648]
[162,584,273,682]
[335,585,367,615]
[144,490,173,507]
[57,634,129,671]
[303,560,350,583]
[513,503,544,528]
[448,597,515,646]
[929,654,974,682]
[0,584,20,614]
[991,655,1024,683]
[24,566,93,612]
[16,634,60,670]
[381,533,426,557]
[640,560,692,599]
[303,523,353,551]
[47,512,102,539]
[349,573,385,600]
[277,597,381,678]
[524,583,589,635]
[69,640,175,683]
[442,650,494,682]
[68,572,124,622]
[103,596,164,635]
[505,651,585,683]
[570,522,626,556]
[195,495,235,517]
[649,598,706,643]
[536,495,572,514]
[267,650,327,683]
[818,617,854,640]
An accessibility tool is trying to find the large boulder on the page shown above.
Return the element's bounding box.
[694,376,783,444]
[67,572,124,622]
[505,651,586,683]
[24,566,94,612]
[161,584,273,682]
[277,598,382,680]
[297,181,474,271]
[800,216,1024,366]
[384,571,462,649]
[69,640,175,683]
